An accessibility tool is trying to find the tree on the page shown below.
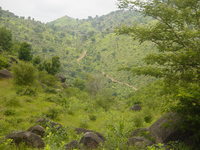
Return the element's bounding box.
[12,62,37,86]
[18,42,32,61]
[118,0,200,145]
[42,56,61,75]
[0,27,12,51]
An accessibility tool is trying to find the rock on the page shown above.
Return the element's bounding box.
[80,132,104,149]
[149,112,183,143]
[0,69,12,78]
[130,104,142,111]
[27,125,45,137]
[65,140,79,150]
[9,57,18,64]
[75,128,105,141]
[128,136,154,147]
[56,75,66,83]
[62,83,68,89]
[130,128,149,137]
[36,118,62,129]
[6,131,45,148]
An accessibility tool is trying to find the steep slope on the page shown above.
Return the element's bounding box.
[0,8,155,96]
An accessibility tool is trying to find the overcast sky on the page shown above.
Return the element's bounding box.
[0,0,119,23]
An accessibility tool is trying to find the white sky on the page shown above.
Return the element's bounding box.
[0,0,118,23]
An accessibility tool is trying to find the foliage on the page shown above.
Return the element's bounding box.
[42,56,61,75]
[18,42,33,61]
[0,27,12,51]
[12,61,37,85]
[118,0,200,147]
[38,71,58,87]
[0,55,9,69]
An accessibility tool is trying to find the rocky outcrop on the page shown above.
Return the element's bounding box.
[80,132,104,149]
[0,69,12,78]
[149,112,183,143]
[27,125,45,137]
[65,140,79,150]
[130,104,142,111]
[6,131,45,148]
[75,128,105,141]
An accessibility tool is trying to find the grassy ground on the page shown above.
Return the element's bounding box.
[0,78,165,149]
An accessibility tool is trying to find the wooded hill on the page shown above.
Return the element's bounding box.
[0,7,154,96]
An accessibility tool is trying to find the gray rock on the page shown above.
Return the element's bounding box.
[65,140,79,150]
[75,128,105,141]
[149,112,182,143]
[130,104,142,111]
[80,132,104,149]
[27,125,45,137]
[0,69,12,78]
[6,131,45,148]
[56,75,66,83]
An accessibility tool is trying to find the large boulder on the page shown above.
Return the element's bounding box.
[6,131,45,148]
[65,140,79,150]
[0,69,12,78]
[80,132,104,149]
[75,128,105,141]
[56,74,66,83]
[130,104,142,111]
[27,125,45,137]
[149,112,183,143]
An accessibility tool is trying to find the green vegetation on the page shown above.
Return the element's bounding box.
[0,0,199,149]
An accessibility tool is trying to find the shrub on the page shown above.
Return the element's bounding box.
[0,27,12,51]
[18,42,32,61]
[16,86,37,96]
[89,114,97,121]
[0,55,9,69]
[144,115,153,123]
[133,116,144,128]
[4,109,16,116]
[12,62,37,86]
[45,108,61,120]
[38,71,57,87]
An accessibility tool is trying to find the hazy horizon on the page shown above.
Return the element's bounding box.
[0,0,118,23]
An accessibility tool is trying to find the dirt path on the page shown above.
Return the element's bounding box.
[76,51,138,90]
[77,51,87,62]
[102,71,138,91]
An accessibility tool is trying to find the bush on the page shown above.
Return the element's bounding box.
[12,62,37,86]
[144,115,153,123]
[133,116,144,128]
[18,42,32,61]
[89,114,97,121]
[16,86,37,96]
[4,109,16,116]
[38,71,57,87]
[0,55,9,69]
[45,108,61,120]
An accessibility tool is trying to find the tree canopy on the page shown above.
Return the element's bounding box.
[0,27,12,51]
[118,0,200,145]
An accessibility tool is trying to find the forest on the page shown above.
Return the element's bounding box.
[0,0,199,150]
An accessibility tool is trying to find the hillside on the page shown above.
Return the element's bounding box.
[0,8,155,96]
[1,1,198,149]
